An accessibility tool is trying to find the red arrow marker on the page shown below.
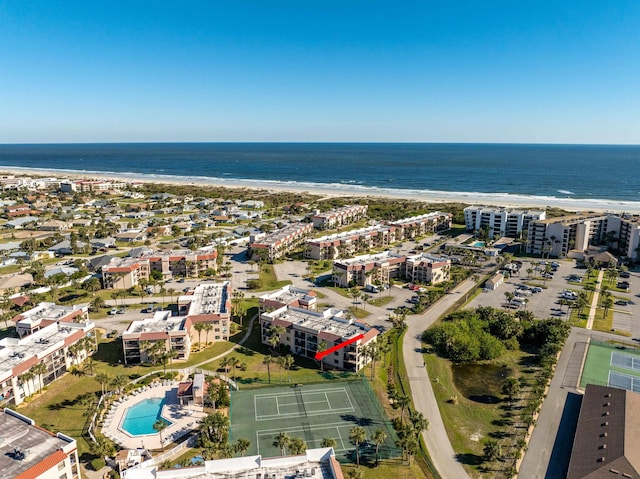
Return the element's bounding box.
[315,334,364,360]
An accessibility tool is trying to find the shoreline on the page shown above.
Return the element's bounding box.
[2,165,639,214]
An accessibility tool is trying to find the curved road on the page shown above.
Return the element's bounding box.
[404,277,479,479]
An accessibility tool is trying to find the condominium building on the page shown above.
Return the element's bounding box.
[464,206,546,238]
[405,253,451,284]
[617,216,640,260]
[2,303,95,406]
[122,282,231,365]
[121,447,342,479]
[389,211,453,238]
[260,306,379,372]
[332,251,450,288]
[249,222,313,261]
[332,251,406,288]
[102,249,218,289]
[0,408,82,479]
[311,204,368,230]
[526,213,616,257]
[305,212,452,261]
[259,285,318,313]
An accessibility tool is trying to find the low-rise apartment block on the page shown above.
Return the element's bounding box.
[0,408,82,479]
[332,251,450,288]
[259,285,318,313]
[311,204,368,230]
[464,206,545,238]
[305,212,451,260]
[260,306,378,372]
[122,282,231,365]
[2,303,95,406]
[102,249,218,288]
[249,222,313,261]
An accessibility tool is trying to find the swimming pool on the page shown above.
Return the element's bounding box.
[121,398,172,436]
[472,241,485,247]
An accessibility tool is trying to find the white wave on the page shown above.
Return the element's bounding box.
[557,190,575,195]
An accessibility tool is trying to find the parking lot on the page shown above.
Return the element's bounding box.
[466,259,592,321]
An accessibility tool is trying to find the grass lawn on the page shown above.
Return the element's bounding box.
[369,296,394,308]
[342,461,430,479]
[349,307,371,319]
[250,264,292,291]
[424,349,536,478]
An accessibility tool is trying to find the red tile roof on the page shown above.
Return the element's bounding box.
[15,450,67,479]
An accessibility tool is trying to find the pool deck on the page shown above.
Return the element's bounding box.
[101,381,207,450]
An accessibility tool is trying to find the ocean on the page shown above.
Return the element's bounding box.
[0,142,638,208]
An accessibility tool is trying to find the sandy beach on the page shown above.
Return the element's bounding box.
[3,166,639,214]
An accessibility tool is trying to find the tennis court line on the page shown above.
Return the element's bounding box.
[256,406,355,421]
[255,422,353,454]
[254,387,353,420]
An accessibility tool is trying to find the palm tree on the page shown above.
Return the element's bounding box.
[316,340,328,372]
[31,362,47,394]
[111,375,128,394]
[273,432,290,456]
[289,437,307,455]
[96,373,111,395]
[349,426,366,466]
[235,438,251,457]
[483,439,502,462]
[321,437,337,449]
[282,355,294,383]
[409,410,429,437]
[203,323,213,346]
[193,322,206,350]
[153,419,169,451]
[20,370,35,396]
[372,429,387,466]
[396,395,410,423]
[263,355,273,384]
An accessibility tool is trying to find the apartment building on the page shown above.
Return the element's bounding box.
[260,306,378,372]
[332,251,450,288]
[405,253,451,285]
[305,212,452,261]
[389,211,453,238]
[259,285,318,313]
[248,222,313,261]
[0,408,82,479]
[311,204,368,230]
[526,213,615,257]
[1,303,95,406]
[332,251,406,288]
[122,282,230,364]
[464,206,545,238]
[617,216,640,260]
[102,249,218,288]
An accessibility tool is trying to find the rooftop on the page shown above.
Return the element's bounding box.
[333,251,403,267]
[260,285,317,307]
[182,282,230,316]
[309,224,387,244]
[263,306,373,340]
[0,409,76,479]
[122,447,341,479]
[124,311,185,336]
[389,211,451,225]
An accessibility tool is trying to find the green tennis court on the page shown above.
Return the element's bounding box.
[580,340,640,391]
[230,380,400,462]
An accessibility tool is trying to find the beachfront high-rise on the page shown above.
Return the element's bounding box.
[464,206,545,239]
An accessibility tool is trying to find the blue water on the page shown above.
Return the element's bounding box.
[0,142,639,202]
[472,241,485,247]
[121,398,172,436]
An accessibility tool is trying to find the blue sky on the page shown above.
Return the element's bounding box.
[1,1,639,143]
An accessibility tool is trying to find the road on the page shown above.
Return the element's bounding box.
[404,276,480,479]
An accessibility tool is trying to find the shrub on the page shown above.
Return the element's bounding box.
[91,458,106,471]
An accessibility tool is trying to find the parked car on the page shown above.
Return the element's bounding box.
[117,307,126,314]
[620,271,631,278]
[615,300,629,306]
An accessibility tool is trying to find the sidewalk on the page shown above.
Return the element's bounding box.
[586,270,605,330]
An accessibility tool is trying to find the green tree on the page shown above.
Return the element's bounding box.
[321,437,337,449]
[501,377,521,403]
[273,432,290,456]
[483,439,502,462]
[349,426,366,466]
[372,429,387,466]
[289,437,307,455]
[153,419,169,451]
[234,438,251,457]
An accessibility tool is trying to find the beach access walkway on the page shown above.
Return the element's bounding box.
[586,269,605,330]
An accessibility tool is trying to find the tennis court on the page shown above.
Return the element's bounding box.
[230,380,400,462]
[580,340,640,393]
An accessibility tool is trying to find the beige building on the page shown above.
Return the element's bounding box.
[249,222,313,261]
[122,282,231,365]
[102,250,218,289]
[260,306,379,372]
[311,204,368,230]
[259,285,318,313]
[464,206,545,238]
[332,251,450,288]
[0,408,82,479]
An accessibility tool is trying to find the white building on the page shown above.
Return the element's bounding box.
[0,408,82,479]
[311,204,368,230]
[464,206,545,239]
[259,285,318,313]
[122,447,342,479]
